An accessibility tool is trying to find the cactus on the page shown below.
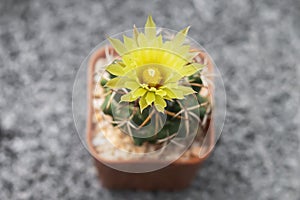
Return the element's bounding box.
[97,16,212,146]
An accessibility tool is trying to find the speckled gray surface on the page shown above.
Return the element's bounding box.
[0,0,300,199]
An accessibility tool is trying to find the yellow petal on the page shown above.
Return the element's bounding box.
[122,55,137,69]
[163,82,178,88]
[178,63,204,76]
[120,92,139,102]
[164,72,182,83]
[178,86,196,95]
[120,93,132,101]
[171,89,185,99]
[153,34,163,47]
[125,81,140,90]
[108,37,127,55]
[154,95,167,112]
[162,41,172,50]
[139,95,148,112]
[176,45,191,57]
[123,35,137,50]
[180,26,190,35]
[106,63,125,76]
[145,92,155,105]
[132,88,147,98]
[154,95,167,110]
[137,33,148,47]
[155,89,167,97]
[163,88,177,99]
[145,15,156,40]
[186,51,199,61]
[145,15,156,28]
[172,26,190,47]
[163,95,172,101]
[155,104,165,113]
[105,77,125,89]
[164,88,184,99]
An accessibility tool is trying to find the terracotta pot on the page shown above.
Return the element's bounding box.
[86,46,215,190]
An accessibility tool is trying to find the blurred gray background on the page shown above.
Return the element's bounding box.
[0,0,299,199]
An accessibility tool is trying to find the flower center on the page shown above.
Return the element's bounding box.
[142,66,162,87]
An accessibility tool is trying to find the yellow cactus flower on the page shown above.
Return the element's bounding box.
[105,16,204,112]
